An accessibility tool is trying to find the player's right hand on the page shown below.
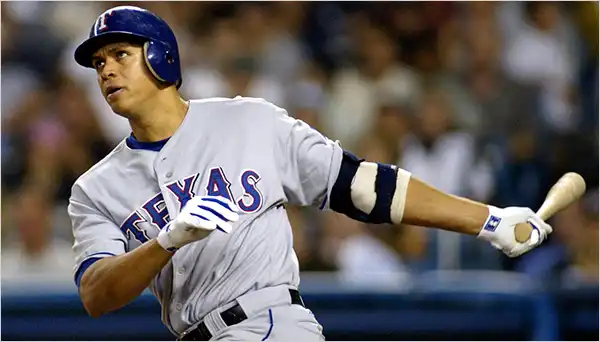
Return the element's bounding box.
[157,196,240,252]
[476,205,553,258]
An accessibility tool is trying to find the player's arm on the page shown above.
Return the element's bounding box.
[329,151,553,257]
[70,185,238,318]
[69,185,175,317]
[329,152,488,235]
[401,176,489,234]
[76,239,172,318]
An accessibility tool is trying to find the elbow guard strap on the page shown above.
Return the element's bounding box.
[330,150,411,224]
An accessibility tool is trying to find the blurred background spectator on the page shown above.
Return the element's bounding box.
[1,2,597,339]
[2,0,598,282]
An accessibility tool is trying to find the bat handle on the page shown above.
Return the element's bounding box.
[514,205,551,243]
[514,221,534,243]
[536,203,554,222]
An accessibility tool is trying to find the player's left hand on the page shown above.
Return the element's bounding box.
[157,195,240,252]
[477,206,553,258]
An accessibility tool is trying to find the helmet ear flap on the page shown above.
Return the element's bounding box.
[143,41,165,83]
[143,40,180,86]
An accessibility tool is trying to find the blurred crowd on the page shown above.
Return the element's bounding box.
[1,2,598,287]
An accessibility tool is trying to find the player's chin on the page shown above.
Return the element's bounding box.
[107,99,132,117]
[106,96,133,115]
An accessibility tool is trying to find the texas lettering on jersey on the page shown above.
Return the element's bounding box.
[121,169,263,245]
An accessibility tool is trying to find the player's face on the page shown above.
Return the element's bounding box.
[91,42,161,116]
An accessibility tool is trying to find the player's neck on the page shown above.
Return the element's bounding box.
[128,89,189,143]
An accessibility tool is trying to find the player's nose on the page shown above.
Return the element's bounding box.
[100,58,120,81]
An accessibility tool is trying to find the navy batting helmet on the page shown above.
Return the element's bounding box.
[74,6,182,88]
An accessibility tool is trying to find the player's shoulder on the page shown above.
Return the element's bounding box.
[70,140,128,198]
[188,96,288,117]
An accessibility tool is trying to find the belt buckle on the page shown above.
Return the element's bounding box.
[177,330,189,341]
[178,326,196,341]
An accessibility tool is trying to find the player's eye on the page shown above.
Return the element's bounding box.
[92,59,105,70]
[116,51,129,60]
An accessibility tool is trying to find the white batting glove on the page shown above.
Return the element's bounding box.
[157,196,240,252]
[477,205,553,258]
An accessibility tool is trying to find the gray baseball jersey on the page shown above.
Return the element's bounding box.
[69,96,343,335]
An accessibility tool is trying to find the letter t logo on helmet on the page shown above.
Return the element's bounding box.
[74,6,182,88]
[95,10,114,33]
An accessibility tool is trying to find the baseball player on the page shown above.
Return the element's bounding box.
[69,6,553,341]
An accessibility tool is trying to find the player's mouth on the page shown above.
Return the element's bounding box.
[106,86,124,100]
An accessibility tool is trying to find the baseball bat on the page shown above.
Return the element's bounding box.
[514,172,587,243]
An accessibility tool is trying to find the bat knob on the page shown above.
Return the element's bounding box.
[515,222,533,243]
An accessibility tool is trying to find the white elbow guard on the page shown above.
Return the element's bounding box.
[330,151,411,224]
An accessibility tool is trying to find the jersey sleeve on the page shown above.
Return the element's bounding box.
[272,104,343,209]
[68,182,127,287]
